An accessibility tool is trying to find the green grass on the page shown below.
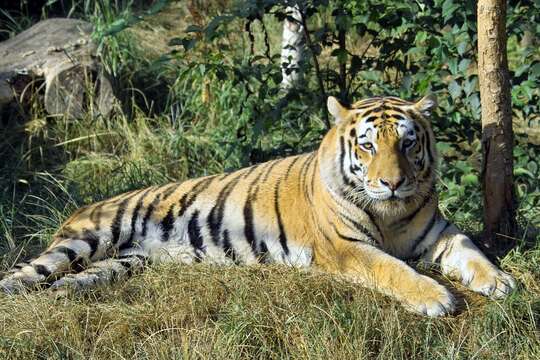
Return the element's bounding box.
[0,1,539,359]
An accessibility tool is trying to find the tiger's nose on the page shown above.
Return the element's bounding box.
[379,177,405,191]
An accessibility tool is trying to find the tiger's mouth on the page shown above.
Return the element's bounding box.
[364,186,417,201]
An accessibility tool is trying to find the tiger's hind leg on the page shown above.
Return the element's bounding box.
[49,252,147,292]
[0,237,96,293]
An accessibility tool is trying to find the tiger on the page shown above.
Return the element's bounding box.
[0,94,516,316]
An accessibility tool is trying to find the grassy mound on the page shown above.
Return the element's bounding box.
[0,260,538,359]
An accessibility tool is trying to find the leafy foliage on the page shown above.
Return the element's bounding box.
[167,0,540,228]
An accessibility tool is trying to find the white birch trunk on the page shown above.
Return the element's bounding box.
[280,5,306,90]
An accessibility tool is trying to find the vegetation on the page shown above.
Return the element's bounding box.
[0,0,538,358]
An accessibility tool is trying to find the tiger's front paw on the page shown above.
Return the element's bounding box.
[404,276,456,317]
[463,261,516,298]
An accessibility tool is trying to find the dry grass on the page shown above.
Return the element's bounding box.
[0,257,538,359]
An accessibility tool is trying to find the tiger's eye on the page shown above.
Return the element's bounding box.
[403,139,415,148]
[361,143,373,150]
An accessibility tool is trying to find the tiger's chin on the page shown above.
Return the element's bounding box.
[365,189,419,215]
[369,198,411,216]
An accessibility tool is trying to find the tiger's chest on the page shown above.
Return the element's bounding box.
[377,215,444,260]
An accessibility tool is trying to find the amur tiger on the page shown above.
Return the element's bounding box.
[0,94,515,316]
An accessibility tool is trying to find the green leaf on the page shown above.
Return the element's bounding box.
[442,0,459,22]
[514,168,535,178]
[449,80,461,99]
[461,174,478,186]
[527,161,538,174]
[458,58,471,73]
[331,48,348,64]
[457,41,467,55]
[186,25,203,33]
[463,76,477,96]
[530,62,540,79]
[448,58,458,75]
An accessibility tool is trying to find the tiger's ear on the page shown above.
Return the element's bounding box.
[327,96,349,125]
[414,94,437,117]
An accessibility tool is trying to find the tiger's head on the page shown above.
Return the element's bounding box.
[320,94,437,213]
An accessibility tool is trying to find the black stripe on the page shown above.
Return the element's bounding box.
[360,107,382,118]
[274,178,290,255]
[333,224,365,242]
[160,205,175,242]
[383,105,408,114]
[53,246,85,271]
[262,159,283,182]
[348,139,358,174]
[241,165,268,259]
[117,255,147,276]
[187,211,205,261]
[300,152,317,191]
[309,157,318,201]
[391,114,406,121]
[242,164,259,179]
[161,183,181,201]
[33,264,51,278]
[285,156,302,180]
[58,226,79,239]
[52,246,77,262]
[362,208,383,244]
[363,115,378,123]
[258,241,270,263]
[114,188,146,204]
[117,258,134,276]
[338,211,377,244]
[391,189,434,229]
[243,194,258,256]
[385,97,410,105]
[177,176,217,218]
[424,131,434,163]
[433,229,454,264]
[82,229,100,258]
[355,100,381,109]
[208,173,244,246]
[141,191,162,237]
[417,134,426,165]
[222,229,239,263]
[122,187,154,250]
[410,215,438,254]
[111,197,131,245]
[339,136,353,187]
[89,203,105,231]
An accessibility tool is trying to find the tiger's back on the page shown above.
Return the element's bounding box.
[4,153,322,291]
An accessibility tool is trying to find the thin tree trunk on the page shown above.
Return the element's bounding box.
[337,28,347,100]
[477,0,516,251]
[280,5,305,90]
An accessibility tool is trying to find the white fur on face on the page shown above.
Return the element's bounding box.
[354,115,419,201]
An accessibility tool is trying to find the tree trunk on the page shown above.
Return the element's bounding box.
[0,18,115,119]
[477,0,516,251]
[280,5,306,90]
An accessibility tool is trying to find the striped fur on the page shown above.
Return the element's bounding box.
[0,95,515,316]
